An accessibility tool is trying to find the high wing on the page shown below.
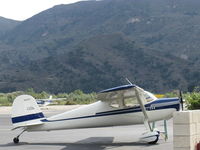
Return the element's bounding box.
[97,84,153,131]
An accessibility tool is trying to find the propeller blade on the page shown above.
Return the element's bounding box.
[179,90,184,111]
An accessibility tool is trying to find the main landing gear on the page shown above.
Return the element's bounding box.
[139,129,160,144]
[13,129,26,144]
[148,131,160,144]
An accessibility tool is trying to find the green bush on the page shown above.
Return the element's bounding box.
[164,92,178,98]
[0,97,10,106]
[0,89,97,106]
[65,100,77,105]
[185,92,200,110]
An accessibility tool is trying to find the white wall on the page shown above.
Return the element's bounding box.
[173,110,200,150]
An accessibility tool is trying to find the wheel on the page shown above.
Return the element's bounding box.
[148,133,159,144]
[148,137,159,144]
[13,137,19,144]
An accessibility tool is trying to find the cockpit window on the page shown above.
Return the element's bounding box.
[107,89,157,108]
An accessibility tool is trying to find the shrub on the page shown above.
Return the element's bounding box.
[185,92,200,110]
[0,90,97,106]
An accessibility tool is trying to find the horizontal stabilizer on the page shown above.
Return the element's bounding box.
[12,120,44,130]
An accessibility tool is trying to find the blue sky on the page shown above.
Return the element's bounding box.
[0,0,83,21]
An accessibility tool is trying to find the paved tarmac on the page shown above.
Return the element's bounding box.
[0,107,173,150]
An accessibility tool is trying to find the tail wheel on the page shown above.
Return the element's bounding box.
[13,137,19,144]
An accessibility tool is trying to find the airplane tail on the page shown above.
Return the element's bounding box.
[11,95,45,129]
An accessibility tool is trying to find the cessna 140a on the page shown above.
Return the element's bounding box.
[11,84,181,144]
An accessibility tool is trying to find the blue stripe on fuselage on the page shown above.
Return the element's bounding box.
[12,112,45,124]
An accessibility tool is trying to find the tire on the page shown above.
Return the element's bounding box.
[148,134,159,144]
[13,137,19,144]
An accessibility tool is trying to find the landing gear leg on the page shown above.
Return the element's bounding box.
[152,122,155,130]
[164,120,168,141]
[13,129,26,144]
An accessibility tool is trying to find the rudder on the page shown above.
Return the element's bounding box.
[11,95,45,129]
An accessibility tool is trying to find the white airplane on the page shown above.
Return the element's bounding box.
[36,95,65,107]
[11,84,181,144]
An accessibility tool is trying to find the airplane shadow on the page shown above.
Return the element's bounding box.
[2,137,155,150]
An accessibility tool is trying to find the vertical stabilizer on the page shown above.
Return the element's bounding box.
[11,95,45,129]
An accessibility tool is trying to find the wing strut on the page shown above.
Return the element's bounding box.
[134,87,152,131]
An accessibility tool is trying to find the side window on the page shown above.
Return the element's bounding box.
[110,100,120,108]
[124,97,139,107]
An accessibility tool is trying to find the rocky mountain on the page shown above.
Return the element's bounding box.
[0,17,20,36]
[0,0,200,93]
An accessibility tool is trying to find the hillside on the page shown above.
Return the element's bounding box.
[1,33,199,93]
[0,17,20,36]
[2,0,200,62]
[0,0,200,93]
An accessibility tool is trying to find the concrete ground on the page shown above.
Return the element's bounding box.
[0,106,173,150]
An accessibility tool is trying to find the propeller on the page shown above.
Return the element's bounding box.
[179,90,184,111]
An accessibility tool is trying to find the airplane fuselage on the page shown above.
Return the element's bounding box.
[27,98,180,132]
